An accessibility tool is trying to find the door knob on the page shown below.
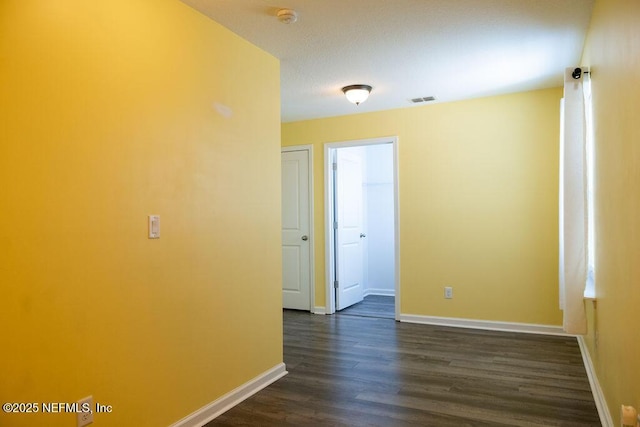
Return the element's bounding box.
[360,233,366,238]
[301,235,308,241]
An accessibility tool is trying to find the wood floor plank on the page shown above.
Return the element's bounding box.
[207,308,601,426]
[338,295,395,319]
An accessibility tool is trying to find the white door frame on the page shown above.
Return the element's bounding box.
[324,136,400,319]
[282,145,315,311]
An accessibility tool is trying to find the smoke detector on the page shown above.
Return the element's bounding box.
[277,9,298,24]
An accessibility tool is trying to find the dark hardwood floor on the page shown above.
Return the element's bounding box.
[208,310,600,426]
[338,295,395,319]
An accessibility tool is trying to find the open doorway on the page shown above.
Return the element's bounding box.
[324,137,399,320]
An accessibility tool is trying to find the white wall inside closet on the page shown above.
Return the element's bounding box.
[362,143,395,296]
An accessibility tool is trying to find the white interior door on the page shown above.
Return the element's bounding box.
[335,148,365,310]
[281,150,311,310]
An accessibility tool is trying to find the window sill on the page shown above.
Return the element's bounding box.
[584,277,596,301]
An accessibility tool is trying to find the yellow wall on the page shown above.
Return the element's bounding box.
[283,88,563,326]
[0,1,282,426]
[581,0,640,422]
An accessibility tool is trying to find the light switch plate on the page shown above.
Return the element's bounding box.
[149,215,160,239]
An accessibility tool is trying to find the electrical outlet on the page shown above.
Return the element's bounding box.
[621,405,638,427]
[444,286,453,299]
[77,396,93,427]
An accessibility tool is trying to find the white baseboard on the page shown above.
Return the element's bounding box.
[399,314,567,336]
[364,289,395,297]
[577,336,613,427]
[169,363,287,427]
[312,306,327,315]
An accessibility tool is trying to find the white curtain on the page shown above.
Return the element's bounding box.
[559,67,589,334]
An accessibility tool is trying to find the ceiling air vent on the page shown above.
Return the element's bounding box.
[411,96,436,103]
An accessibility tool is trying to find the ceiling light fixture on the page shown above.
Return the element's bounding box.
[341,84,372,105]
[277,9,298,24]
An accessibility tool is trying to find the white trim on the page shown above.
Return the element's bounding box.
[577,336,613,427]
[399,314,568,336]
[392,138,401,321]
[324,136,400,319]
[312,306,327,315]
[281,145,315,312]
[169,363,287,427]
[323,144,333,314]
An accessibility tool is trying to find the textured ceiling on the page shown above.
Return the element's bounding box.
[181,0,594,122]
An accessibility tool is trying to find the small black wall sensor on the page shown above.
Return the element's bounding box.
[572,67,582,79]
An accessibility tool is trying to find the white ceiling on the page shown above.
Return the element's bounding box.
[181,0,594,123]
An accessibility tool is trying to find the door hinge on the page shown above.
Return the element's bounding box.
[334,280,339,289]
[332,162,337,171]
[333,221,338,229]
